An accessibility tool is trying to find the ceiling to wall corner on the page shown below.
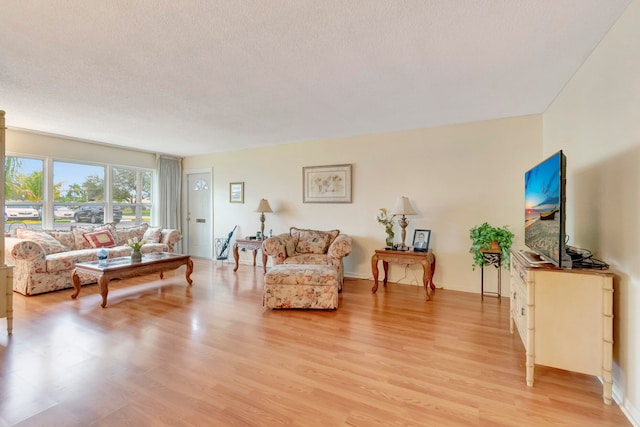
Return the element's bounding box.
[0,0,631,157]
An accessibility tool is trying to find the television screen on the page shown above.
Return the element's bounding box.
[524,150,567,267]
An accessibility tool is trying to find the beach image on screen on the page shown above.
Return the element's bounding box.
[524,152,561,262]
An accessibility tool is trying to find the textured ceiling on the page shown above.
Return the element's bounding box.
[0,1,631,157]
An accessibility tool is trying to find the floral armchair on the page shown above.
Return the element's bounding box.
[262,227,352,289]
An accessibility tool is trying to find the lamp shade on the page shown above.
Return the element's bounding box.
[257,198,273,213]
[391,196,416,215]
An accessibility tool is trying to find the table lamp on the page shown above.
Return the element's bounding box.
[391,196,416,250]
[256,198,273,239]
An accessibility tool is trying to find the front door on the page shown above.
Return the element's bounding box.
[186,172,212,258]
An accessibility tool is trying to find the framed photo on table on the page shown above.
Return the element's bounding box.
[303,164,352,203]
[229,182,244,203]
[412,229,431,252]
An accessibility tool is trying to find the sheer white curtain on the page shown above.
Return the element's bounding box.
[156,156,182,248]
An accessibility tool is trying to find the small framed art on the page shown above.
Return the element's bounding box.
[302,164,352,203]
[412,229,431,252]
[229,182,244,203]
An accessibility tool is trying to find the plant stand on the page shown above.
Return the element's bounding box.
[481,251,501,302]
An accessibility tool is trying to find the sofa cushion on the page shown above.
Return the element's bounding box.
[15,228,69,255]
[143,226,162,243]
[116,223,149,246]
[46,248,98,272]
[290,227,339,254]
[284,254,329,265]
[264,264,339,309]
[45,246,128,273]
[83,229,117,248]
[140,242,168,253]
[45,229,76,250]
[284,236,296,257]
[71,223,117,250]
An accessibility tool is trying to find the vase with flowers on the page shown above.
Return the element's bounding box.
[376,208,396,248]
[126,237,146,262]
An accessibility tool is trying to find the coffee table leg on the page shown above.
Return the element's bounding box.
[185,258,193,285]
[71,269,81,299]
[98,276,109,308]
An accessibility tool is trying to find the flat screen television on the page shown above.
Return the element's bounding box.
[524,150,568,267]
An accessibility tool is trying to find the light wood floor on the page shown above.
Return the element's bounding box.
[0,259,630,426]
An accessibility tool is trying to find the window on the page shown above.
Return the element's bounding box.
[4,156,43,230]
[53,161,106,228]
[5,156,154,231]
[112,167,153,226]
[54,161,105,203]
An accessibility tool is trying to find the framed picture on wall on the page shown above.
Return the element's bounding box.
[412,229,431,252]
[229,182,244,203]
[302,164,352,203]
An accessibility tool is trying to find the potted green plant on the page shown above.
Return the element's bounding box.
[469,222,514,269]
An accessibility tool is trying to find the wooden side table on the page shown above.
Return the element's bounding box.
[233,239,268,274]
[371,249,436,300]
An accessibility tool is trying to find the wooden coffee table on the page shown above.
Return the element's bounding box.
[71,252,193,308]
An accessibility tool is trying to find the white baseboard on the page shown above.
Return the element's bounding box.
[613,383,640,427]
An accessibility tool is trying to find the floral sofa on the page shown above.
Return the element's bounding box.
[262,227,352,290]
[5,223,182,296]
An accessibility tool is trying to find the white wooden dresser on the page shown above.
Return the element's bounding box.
[510,249,613,404]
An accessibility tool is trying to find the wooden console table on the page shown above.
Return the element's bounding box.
[371,249,436,300]
[233,239,268,273]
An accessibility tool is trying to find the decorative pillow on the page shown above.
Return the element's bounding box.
[142,226,162,243]
[290,228,340,254]
[44,230,75,250]
[83,229,117,248]
[15,228,69,255]
[116,223,149,246]
[71,223,117,250]
[284,237,296,258]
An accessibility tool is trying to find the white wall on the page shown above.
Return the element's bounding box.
[184,115,541,293]
[544,0,639,423]
[6,128,156,168]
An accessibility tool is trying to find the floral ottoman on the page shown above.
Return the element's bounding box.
[263,264,339,309]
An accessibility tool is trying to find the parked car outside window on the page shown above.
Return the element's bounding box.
[5,206,41,220]
[54,206,75,220]
[73,205,122,224]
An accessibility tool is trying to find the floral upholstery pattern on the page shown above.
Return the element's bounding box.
[45,229,76,249]
[264,264,339,309]
[15,228,69,254]
[289,227,339,254]
[5,227,182,296]
[116,223,149,246]
[143,226,163,243]
[72,223,117,250]
[262,228,352,289]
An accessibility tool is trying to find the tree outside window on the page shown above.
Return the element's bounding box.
[4,156,44,230]
[5,157,153,230]
[113,167,153,226]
